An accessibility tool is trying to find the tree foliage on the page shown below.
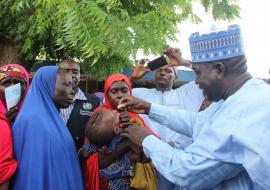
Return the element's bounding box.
[0,0,240,79]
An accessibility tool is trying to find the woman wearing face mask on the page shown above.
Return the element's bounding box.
[0,64,29,123]
[84,73,158,190]
[0,64,29,190]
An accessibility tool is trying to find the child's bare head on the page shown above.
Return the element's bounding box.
[85,109,120,147]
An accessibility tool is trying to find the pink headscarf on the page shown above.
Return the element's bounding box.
[0,64,30,114]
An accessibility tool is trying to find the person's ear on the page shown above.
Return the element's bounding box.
[171,67,177,81]
[173,73,177,81]
[212,62,225,80]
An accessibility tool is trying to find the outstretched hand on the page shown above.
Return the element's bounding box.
[121,124,152,148]
[117,96,151,114]
[163,47,191,67]
[130,60,150,82]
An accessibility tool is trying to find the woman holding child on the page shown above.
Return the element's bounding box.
[84,73,158,190]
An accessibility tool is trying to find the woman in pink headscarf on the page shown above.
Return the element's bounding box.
[0,64,30,122]
[0,64,29,190]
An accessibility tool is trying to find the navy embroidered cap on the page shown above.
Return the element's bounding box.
[189,24,245,63]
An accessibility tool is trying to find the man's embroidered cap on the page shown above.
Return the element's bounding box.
[189,24,245,63]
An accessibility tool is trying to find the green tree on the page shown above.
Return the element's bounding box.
[0,0,240,78]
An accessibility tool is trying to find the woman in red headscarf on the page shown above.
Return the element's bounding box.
[0,64,29,190]
[0,64,30,122]
[83,73,158,190]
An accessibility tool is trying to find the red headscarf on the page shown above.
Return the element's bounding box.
[0,112,18,184]
[0,64,28,185]
[0,64,30,114]
[103,73,131,109]
[84,73,158,190]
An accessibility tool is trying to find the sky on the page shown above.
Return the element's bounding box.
[138,0,270,79]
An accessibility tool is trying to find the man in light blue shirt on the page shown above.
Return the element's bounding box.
[132,64,203,146]
[131,60,204,190]
[118,25,270,189]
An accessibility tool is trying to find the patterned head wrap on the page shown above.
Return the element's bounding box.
[0,65,26,82]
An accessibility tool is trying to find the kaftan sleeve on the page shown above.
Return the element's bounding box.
[142,135,243,189]
[148,103,198,137]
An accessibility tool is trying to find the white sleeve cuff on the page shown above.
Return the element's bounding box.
[142,135,160,158]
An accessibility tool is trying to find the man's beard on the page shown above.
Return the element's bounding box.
[156,81,173,91]
[204,83,222,102]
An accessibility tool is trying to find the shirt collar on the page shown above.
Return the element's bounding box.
[73,88,87,101]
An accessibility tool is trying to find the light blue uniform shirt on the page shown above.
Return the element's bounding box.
[143,78,269,189]
[133,81,204,145]
[133,81,204,190]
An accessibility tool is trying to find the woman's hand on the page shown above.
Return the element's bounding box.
[119,111,131,128]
